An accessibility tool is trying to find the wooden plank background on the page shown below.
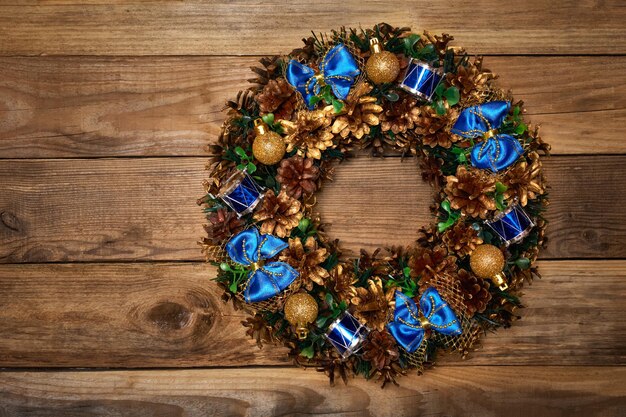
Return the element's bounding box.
[0,1,625,416]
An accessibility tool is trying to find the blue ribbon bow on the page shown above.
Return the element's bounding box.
[225,229,299,303]
[451,101,524,172]
[387,288,462,353]
[286,43,360,110]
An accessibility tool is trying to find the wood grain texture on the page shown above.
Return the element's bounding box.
[1,2,625,56]
[0,56,624,158]
[0,261,623,367]
[0,367,624,417]
[1,156,623,263]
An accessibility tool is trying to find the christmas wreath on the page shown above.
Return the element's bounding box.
[199,23,549,387]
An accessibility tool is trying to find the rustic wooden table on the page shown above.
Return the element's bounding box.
[0,2,625,416]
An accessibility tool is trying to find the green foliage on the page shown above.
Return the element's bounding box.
[309,84,344,113]
[432,83,460,115]
[215,262,249,294]
[437,200,461,232]
[261,113,284,134]
[492,181,508,211]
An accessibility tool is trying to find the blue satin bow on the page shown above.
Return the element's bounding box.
[387,288,462,353]
[451,101,524,172]
[225,229,299,303]
[286,43,360,109]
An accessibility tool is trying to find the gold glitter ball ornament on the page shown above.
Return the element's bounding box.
[470,244,508,291]
[365,38,400,85]
[252,119,286,165]
[283,292,319,339]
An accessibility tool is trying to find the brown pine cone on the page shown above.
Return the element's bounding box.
[204,208,244,244]
[444,165,497,219]
[242,313,275,348]
[248,55,284,88]
[419,153,444,188]
[415,224,440,249]
[442,222,484,258]
[255,79,297,120]
[276,156,320,200]
[456,269,492,316]
[350,277,396,331]
[281,109,335,159]
[279,236,329,290]
[416,106,460,149]
[446,56,495,98]
[331,82,383,140]
[503,151,546,207]
[408,245,458,287]
[252,189,303,238]
[330,264,358,303]
[380,95,420,134]
[362,329,400,371]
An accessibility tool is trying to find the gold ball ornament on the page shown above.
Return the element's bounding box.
[365,38,400,84]
[252,119,286,165]
[470,244,509,291]
[283,292,319,340]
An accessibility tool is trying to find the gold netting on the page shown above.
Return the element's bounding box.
[432,313,483,359]
[400,342,428,373]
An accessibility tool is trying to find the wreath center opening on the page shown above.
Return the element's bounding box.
[316,155,432,254]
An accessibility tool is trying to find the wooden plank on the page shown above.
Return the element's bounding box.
[0,2,625,55]
[0,156,624,262]
[0,56,624,158]
[0,261,623,367]
[0,367,623,417]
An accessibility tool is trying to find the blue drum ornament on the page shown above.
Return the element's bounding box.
[399,59,444,101]
[217,170,264,217]
[325,311,369,359]
[485,201,535,246]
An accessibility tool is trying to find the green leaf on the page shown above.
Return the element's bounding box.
[495,182,508,193]
[332,99,344,114]
[316,316,330,329]
[246,162,257,173]
[435,82,446,96]
[434,99,446,115]
[300,344,315,358]
[515,257,531,270]
[309,96,322,107]
[515,123,528,135]
[325,293,335,309]
[261,113,275,125]
[441,200,451,213]
[236,163,246,171]
[403,34,421,55]
[403,266,411,278]
[229,281,238,293]
[384,91,399,102]
[298,218,310,233]
[234,147,247,158]
[444,87,460,106]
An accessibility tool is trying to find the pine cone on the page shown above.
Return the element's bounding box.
[447,57,495,99]
[503,151,546,207]
[281,109,335,159]
[444,165,497,219]
[416,224,440,249]
[330,264,358,303]
[419,153,444,188]
[204,208,244,244]
[252,189,303,238]
[409,245,458,287]
[276,156,320,200]
[255,79,297,120]
[249,55,284,88]
[416,106,460,149]
[289,36,318,62]
[242,313,275,348]
[279,236,329,290]
[350,277,396,331]
[362,330,400,371]
[442,222,483,258]
[456,269,492,316]
[380,95,420,134]
[331,82,383,140]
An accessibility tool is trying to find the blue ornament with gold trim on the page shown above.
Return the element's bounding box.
[286,43,360,109]
[451,101,524,173]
